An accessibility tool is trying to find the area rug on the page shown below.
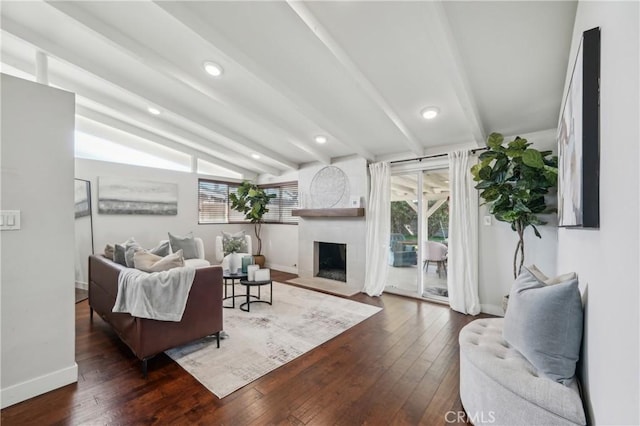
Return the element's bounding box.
[166,282,381,398]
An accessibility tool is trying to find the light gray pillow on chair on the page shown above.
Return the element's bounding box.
[168,232,198,259]
[222,230,247,255]
[503,266,583,384]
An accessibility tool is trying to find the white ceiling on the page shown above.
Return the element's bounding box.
[0,1,577,179]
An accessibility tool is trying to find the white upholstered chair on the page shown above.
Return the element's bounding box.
[159,237,210,268]
[215,234,253,271]
[423,240,448,277]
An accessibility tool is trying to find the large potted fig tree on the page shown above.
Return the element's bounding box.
[470,132,558,279]
[229,181,276,267]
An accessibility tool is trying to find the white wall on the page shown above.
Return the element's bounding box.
[260,224,298,274]
[478,131,559,315]
[297,157,368,288]
[557,3,639,424]
[1,74,78,408]
[75,158,253,264]
[257,170,300,274]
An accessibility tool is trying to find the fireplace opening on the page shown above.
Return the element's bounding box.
[316,242,347,282]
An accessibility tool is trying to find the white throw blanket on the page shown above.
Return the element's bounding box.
[112,267,197,322]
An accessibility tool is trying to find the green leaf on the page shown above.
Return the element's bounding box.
[514,200,531,213]
[487,133,504,149]
[474,180,494,190]
[478,166,492,180]
[507,137,528,150]
[522,149,544,168]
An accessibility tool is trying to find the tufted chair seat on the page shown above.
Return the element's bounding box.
[459,318,586,425]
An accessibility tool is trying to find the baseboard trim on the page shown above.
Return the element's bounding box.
[75,281,88,290]
[266,263,298,275]
[1,363,78,409]
[481,304,504,317]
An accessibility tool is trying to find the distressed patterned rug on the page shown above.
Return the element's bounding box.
[166,282,382,398]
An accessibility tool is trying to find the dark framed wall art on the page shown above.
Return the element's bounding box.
[557,27,600,228]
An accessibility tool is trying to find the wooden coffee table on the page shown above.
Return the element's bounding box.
[239,279,273,312]
[222,271,247,309]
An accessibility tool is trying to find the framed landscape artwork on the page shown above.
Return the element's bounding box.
[557,27,600,228]
[98,177,178,215]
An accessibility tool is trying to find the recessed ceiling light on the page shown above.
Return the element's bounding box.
[421,107,440,120]
[203,61,223,77]
[147,107,160,115]
[251,153,261,159]
[314,135,328,144]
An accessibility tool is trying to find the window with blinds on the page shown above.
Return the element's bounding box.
[198,180,230,224]
[198,179,298,225]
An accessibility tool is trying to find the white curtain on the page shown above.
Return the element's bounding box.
[363,162,390,297]
[447,150,480,315]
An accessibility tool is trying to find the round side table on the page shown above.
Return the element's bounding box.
[222,271,247,309]
[239,279,273,312]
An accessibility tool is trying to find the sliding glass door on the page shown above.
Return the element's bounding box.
[386,173,419,296]
[385,166,449,302]
[421,169,449,301]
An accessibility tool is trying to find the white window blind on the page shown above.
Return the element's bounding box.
[198,180,229,224]
[198,179,298,225]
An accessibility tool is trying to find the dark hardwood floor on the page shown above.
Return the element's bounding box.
[2,270,484,425]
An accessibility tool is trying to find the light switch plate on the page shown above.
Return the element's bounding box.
[483,215,492,226]
[1,210,21,231]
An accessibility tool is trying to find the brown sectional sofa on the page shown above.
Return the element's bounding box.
[88,255,223,376]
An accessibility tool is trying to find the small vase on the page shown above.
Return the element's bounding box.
[228,253,241,273]
[253,255,265,268]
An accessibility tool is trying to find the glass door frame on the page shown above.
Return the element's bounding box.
[390,157,449,300]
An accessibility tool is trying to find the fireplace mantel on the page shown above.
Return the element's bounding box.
[292,208,365,218]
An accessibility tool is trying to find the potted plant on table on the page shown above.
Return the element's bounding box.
[223,236,244,273]
[229,180,276,267]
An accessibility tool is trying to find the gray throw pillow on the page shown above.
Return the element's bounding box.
[168,232,198,260]
[114,244,127,266]
[124,239,142,268]
[222,230,247,255]
[149,240,170,257]
[503,267,583,384]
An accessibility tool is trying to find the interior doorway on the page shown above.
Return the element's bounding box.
[384,167,449,303]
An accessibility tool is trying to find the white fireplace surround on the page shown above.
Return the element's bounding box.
[297,157,368,291]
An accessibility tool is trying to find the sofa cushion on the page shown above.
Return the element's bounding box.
[124,239,142,268]
[114,237,136,266]
[222,230,248,255]
[460,318,586,425]
[149,240,171,257]
[184,258,211,269]
[104,244,115,261]
[503,267,583,384]
[134,249,185,272]
[526,264,578,285]
[168,232,198,259]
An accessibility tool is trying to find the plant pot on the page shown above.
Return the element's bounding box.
[253,255,265,268]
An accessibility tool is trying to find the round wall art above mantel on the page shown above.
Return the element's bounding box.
[309,166,350,208]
